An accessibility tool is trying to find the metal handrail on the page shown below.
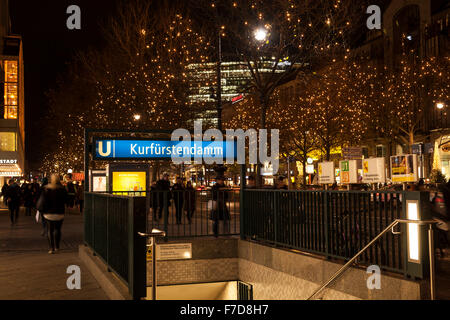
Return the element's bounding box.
[138,229,166,300]
[307,219,437,300]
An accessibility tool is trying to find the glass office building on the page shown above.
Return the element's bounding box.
[186,61,288,125]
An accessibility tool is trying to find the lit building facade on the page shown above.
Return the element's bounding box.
[187,61,287,125]
[0,0,25,182]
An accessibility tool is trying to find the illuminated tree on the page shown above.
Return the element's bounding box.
[379,54,450,153]
[193,0,373,130]
[40,0,211,173]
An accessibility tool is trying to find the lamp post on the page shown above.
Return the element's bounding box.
[212,30,227,179]
[437,102,445,128]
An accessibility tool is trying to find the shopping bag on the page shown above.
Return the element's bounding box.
[207,200,217,211]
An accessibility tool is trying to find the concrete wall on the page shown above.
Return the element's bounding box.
[147,238,239,285]
[148,238,426,300]
[239,241,426,300]
[82,237,427,300]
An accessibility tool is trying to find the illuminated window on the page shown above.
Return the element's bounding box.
[0,132,16,152]
[2,60,18,119]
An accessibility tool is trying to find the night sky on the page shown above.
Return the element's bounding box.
[9,0,118,170]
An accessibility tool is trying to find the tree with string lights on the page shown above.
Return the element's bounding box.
[377,54,450,153]
[40,0,211,174]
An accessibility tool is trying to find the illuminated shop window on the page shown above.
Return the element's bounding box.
[3,60,18,119]
[4,61,18,82]
[0,132,16,152]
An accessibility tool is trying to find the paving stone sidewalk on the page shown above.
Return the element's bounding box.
[0,206,108,300]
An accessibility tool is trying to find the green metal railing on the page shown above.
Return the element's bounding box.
[107,190,241,239]
[242,190,421,275]
[84,193,146,300]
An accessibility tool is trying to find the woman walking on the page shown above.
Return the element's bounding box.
[37,174,68,254]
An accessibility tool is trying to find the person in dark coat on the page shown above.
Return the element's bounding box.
[150,181,159,221]
[65,175,76,209]
[37,174,68,254]
[39,177,49,236]
[23,183,34,216]
[1,182,8,206]
[172,177,185,224]
[211,176,230,237]
[156,173,171,221]
[76,181,84,214]
[246,176,256,189]
[275,176,288,190]
[184,181,196,224]
[5,179,21,226]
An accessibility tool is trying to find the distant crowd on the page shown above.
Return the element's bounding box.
[1,174,84,254]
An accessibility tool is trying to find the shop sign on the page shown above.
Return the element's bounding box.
[0,159,18,165]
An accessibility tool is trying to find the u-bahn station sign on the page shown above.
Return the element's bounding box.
[94,139,237,162]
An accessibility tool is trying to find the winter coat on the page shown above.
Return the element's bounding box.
[37,183,68,214]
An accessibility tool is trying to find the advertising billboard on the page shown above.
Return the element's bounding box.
[112,172,147,193]
[362,158,386,183]
[340,160,361,184]
[390,155,418,183]
[93,176,107,192]
[318,162,335,184]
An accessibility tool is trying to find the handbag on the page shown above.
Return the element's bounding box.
[207,200,217,211]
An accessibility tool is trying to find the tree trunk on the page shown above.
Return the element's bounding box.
[409,132,414,154]
[257,94,269,187]
[302,159,307,187]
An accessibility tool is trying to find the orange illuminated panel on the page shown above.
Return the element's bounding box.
[4,61,18,82]
[3,60,19,120]
[4,84,17,106]
[5,106,17,119]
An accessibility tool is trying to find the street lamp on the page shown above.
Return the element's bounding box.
[254,28,268,42]
[436,102,446,128]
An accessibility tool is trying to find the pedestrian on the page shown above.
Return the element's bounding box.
[37,174,68,254]
[5,179,21,226]
[275,176,288,190]
[76,181,84,214]
[1,181,8,206]
[246,176,256,189]
[172,177,185,224]
[184,181,196,224]
[156,173,171,222]
[24,183,34,216]
[39,177,49,236]
[210,176,230,237]
[65,174,76,209]
[432,186,450,258]
[150,181,159,221]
